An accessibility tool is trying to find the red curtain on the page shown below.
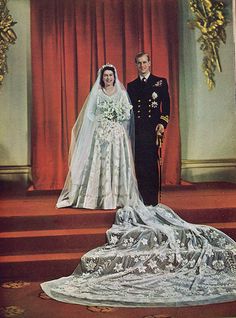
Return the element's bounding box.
[30,0,180,190]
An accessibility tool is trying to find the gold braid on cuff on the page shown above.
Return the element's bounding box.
[160,115,169,124]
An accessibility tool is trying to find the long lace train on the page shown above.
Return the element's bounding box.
[41,203,236,307]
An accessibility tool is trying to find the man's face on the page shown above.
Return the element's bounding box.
[136,55,151,77]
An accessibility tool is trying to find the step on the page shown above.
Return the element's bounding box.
[0,252,84,281]
[1,223,235,282]
[162,193,236,212]
[0,209,116,232]
[170,207,236,224]
[1,220,235,257]
[1,223,235,256]
[0,228,108,255]
[1,204,236,232]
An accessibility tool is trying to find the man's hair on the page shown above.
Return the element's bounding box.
[135,52,150,63]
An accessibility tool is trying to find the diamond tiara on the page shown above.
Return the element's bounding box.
[101,63,115,69]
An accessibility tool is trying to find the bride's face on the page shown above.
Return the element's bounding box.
[103,70,115,88]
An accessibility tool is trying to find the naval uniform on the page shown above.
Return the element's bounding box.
[127,74,170,205]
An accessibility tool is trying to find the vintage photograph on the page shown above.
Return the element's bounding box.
[0,0,236,317]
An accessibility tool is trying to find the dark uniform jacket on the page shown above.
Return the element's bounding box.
[127,74,170,205]
[127,74,170,130]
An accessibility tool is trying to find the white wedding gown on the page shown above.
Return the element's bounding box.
[56,89,138,209]
[42,87,236,307]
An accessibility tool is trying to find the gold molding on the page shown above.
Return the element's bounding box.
[0,0,17,85]
[182,158,236,169]
[0,165,31,175]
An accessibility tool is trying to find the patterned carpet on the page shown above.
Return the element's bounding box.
[0,281,236,318]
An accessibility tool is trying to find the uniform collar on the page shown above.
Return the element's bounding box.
[139,72,151,81]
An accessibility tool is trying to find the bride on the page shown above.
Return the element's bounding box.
[41,64,236,307]
[56,64,139,209]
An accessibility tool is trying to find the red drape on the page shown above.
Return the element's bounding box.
[30,0,180,190]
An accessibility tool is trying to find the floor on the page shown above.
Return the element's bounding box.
[1,281,236,318]
[1,182,236,318]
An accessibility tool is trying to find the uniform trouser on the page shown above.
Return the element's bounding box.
[135,123,159,205]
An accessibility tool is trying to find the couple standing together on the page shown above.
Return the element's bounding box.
[41,53,236,307]
[56,52,170,209]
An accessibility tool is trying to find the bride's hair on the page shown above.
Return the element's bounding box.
[99,66,116,87]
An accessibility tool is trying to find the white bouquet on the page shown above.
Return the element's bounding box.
[99,99,132,122]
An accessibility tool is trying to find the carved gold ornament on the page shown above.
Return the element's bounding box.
[87,306,118,313]
[0,306,25,317]
[0,0,17,86]
[1,281,31,288]
[160,115,169,124]
[188,0,228,90]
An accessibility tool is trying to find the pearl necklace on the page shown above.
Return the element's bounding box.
[103,86,116,96]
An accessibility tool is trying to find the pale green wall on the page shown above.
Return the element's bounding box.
[0,0,30,184]
[179,0,236,182]
[0,0,235,187]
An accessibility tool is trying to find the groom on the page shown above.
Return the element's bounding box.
[127,52,170,205]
